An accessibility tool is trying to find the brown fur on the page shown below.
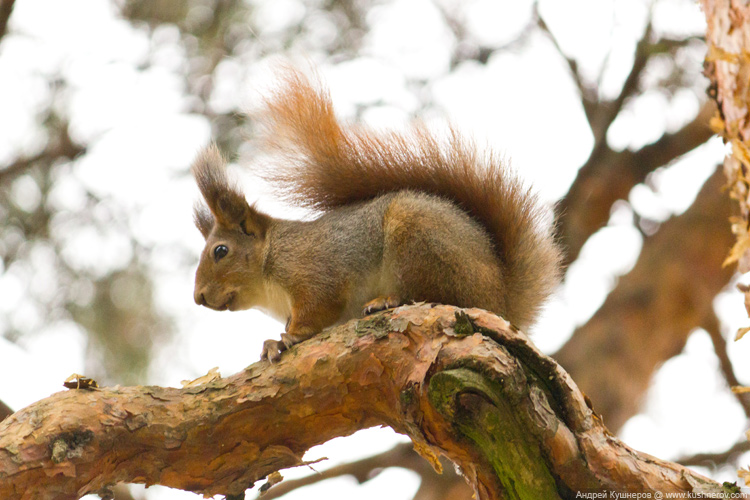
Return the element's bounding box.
[192,69,563,361]
[255,70,563,329]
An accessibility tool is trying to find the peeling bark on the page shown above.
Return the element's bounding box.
[703,0,750,300]
[0,305,738,499]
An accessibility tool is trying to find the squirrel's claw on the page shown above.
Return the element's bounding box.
[261,331,319,362]
[261,339,285,363]
[362,296,402,316]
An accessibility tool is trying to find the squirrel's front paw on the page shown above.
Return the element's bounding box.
[261,339,285,363]
[362,295,402,316]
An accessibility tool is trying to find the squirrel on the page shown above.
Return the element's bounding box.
[191,69,563,362]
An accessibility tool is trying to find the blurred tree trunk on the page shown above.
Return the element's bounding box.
[555,167,735,431]
[545,12,727,432]
[0,306,738,500]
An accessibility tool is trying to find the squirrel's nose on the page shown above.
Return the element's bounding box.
[194,291,206,306]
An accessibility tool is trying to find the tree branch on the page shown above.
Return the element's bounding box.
[678,440,750,469]
[537,8,655,147]
[535,3,593,108]
[557,100,716,267]
[0,305,737,499]
[541,2,715,269]
[433,0,536,69]
[703,312,750,418]
[588,22,654,146]
[554,167,735,432]
[702,0,750,322]
[0,0,15,43]
[0,123,86,185]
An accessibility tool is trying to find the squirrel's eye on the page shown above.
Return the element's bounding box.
[213,245,229,261]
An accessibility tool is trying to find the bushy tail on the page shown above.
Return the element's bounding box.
[253,69,562,329]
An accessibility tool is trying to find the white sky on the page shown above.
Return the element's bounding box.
[1,0,748,498]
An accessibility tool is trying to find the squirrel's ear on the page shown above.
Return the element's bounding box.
[193,202,214,239]
[192,144,256,231]
[241,204,272,238]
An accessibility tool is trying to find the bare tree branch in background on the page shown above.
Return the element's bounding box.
[435,1,538,69]
[257,442,472,500]
[678,440,750,470]
[0,0,15,42]
[703,312,750,418]
[555,168,734,432]
[536,2,716,267]
[0,123,86,185]
[532,4,741,445]
[558,101,715,267]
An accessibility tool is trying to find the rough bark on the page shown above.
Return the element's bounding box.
[703,0,750,325]
[555,167,735,431]
[0,305,738,500]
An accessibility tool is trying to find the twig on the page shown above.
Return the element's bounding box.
[703,312,750,418]
[534,2,592,105]
[677,440,750,469]
[433,0,537,69]
[596,22,654,139]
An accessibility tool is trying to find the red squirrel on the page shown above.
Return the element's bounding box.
[192,69,563,362]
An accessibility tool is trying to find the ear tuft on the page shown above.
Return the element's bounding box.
[192,144,250,228]
[193,202,214,239]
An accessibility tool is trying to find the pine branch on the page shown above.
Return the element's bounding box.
[0,305,736,499]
